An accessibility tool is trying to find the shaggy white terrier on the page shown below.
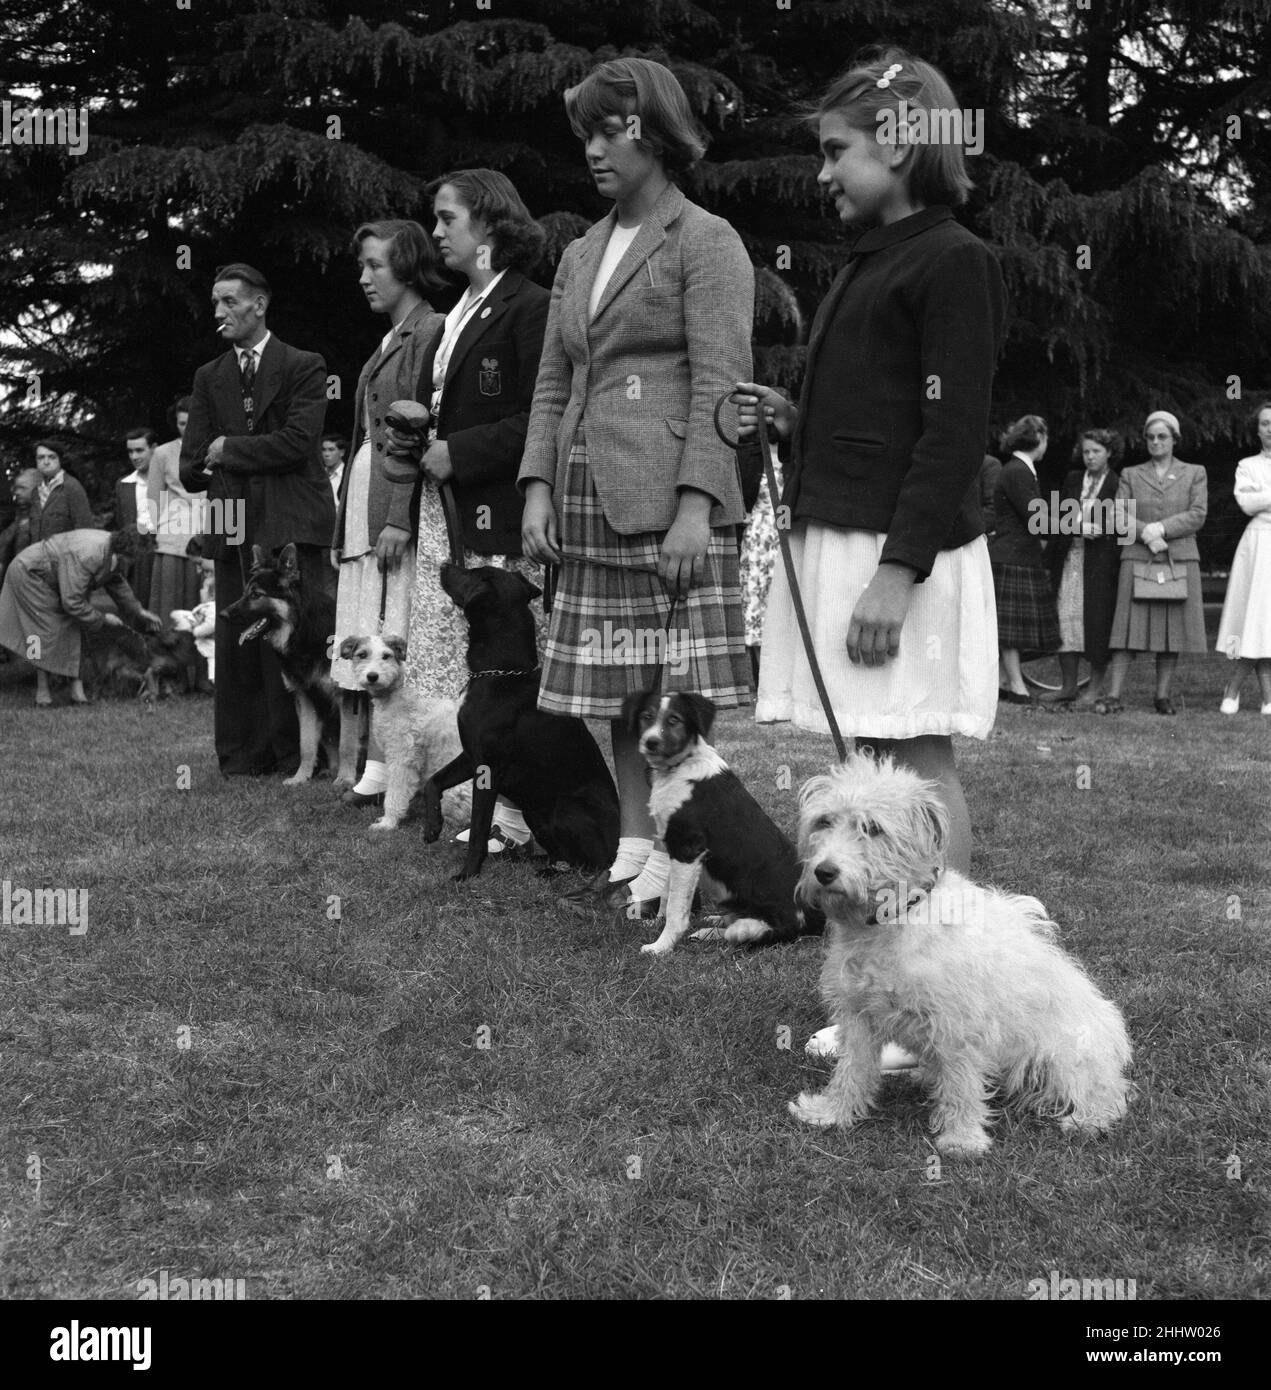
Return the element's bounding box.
[790,755,1132,1157]
[339,634,471,833]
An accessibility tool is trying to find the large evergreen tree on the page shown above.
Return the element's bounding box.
[2,0,1269,556]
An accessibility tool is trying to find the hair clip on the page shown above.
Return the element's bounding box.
[876,63,903,90]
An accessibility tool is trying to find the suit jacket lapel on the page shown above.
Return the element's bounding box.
[249,335,283,422]
[215,352,249,433]
[591,186,682,322]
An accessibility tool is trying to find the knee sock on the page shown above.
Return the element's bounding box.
[353,759,387,795]
[626,847,671,903]
[492,801,531,844]
[609,836,653,882]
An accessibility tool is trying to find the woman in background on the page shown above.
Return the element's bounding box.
[1216,400,1271,714]
[1098,410,1207,715]
[30,440,93,541]
[1045,427,1122,708]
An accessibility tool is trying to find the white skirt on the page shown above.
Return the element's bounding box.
[1216,524,1271,660]
[755,525,998,741]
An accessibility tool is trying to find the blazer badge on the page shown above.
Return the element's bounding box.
[478,357,502,397]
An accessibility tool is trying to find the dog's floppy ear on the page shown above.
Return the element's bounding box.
[384,634,408,664]
[515,572,542,604]
[338,636,360,660]
[684,692,716,740]
[620,688,651,737]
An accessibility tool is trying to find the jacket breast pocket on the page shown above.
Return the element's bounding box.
[629,287,682,333]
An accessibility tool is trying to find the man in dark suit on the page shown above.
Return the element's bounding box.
[180,262,336,776]
[114,426,158,608]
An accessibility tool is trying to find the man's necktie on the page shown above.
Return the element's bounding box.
[240,351,256,433]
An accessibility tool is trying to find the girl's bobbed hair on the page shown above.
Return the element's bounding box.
[810,47,975,208]
[424,169,547,273]
[1002,415,1048,454]
[350,219,447,298]
[1072,428,1123,467]
[565,57,706,177]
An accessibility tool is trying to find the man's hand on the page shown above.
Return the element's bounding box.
[100,612,125,630]
[375,524,412,572]
[206,436,226,468]
[137,610,163,635]
[846,563,917,667]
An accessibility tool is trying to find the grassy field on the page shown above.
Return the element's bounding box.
[0,636,1267,1301]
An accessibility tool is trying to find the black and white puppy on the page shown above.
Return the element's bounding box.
[621,688,824,956]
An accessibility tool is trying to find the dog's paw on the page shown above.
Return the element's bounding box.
[368,818,397,832]
[935,1129,992,1158]
[804,1026,841,1059]
[282,771,312,787]
[639,940,673,956]
[788,1092,842,1128]
[332,774,355,793]
[723,916,776,945]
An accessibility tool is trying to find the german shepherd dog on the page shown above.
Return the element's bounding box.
[220,543,339,784]
[420,563,620,880]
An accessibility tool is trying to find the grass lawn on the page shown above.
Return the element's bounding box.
[0,633,1267,1301]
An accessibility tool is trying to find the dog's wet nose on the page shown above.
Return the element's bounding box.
[365,671,378,683]
[643,734,661,752]
[814,861,839,886]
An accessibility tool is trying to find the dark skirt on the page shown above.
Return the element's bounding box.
[992,562,1059,652]
[539,435,752,719]
[149,553,202,628]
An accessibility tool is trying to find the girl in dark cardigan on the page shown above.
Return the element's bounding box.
[736,47,1007,873]
[1045,428,1122,706]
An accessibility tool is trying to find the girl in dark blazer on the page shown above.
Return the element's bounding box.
[392,169,549,851]
[330,219,446,803]
[520,58,755,914]
[30,440,93,542]
[1045,428,1122,705]
[989,414,1060,700]
[737,48,1007,875]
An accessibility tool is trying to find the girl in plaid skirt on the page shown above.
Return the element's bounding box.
[520,58,754,914]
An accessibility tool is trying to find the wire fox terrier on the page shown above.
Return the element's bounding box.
[790,755,1133,1157]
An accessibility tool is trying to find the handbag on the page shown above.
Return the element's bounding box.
[1133,553,1187,601]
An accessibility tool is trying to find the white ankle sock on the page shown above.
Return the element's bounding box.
[492,801,531,844]
[627,848,670,902]
[610,836,653,882]
[353,760,387,795]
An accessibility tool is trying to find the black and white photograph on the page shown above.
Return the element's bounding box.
[0,0,1266,1342]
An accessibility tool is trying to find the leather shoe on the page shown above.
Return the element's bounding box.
[341,788,385,807]
[558,870,631,916]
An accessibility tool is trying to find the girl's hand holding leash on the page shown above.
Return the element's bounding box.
[522,480,561,564]
[847,563,917,666]
[732,382,797,441]
[376,524,411,573]
[660,488,711,596]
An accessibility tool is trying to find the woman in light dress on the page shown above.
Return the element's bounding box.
[1216,400,1271,714]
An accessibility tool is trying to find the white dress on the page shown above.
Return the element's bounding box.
[330,370,416,691]
[1216,454,1271,660]
[756,525,999,742]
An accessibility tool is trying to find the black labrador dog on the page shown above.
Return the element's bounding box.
[420,563,620,880]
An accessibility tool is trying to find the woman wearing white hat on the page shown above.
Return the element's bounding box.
[1097,410,1207,714]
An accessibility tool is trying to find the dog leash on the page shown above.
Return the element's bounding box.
[714,391,848,762]
[648,590,681,695]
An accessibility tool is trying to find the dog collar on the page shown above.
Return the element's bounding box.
[467,664,541,684]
